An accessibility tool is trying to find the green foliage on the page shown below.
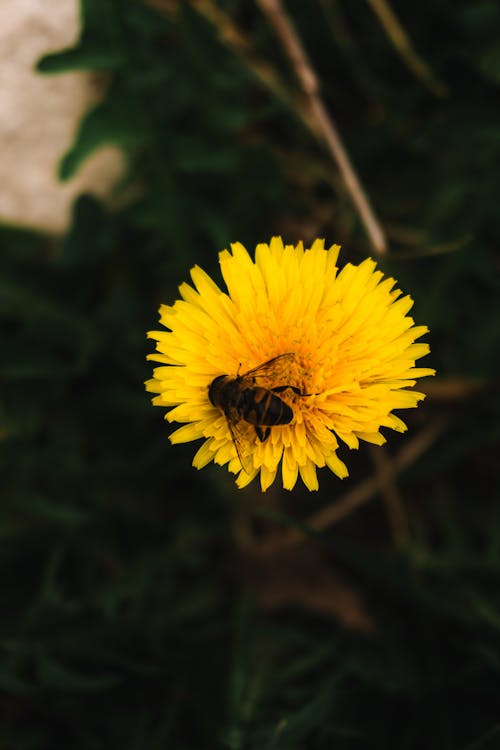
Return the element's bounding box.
[2,0,500,748]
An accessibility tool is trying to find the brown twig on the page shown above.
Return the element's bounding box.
[256,0,387,255]
[255,417,448,557]
[420,377,489,401]
[182,0,387,253]
[185,0,316,134]
[368,444,408,546]
[366,0,449,98]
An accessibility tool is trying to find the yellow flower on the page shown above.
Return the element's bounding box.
[146,237,435,491]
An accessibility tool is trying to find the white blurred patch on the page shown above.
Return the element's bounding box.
[0,0,125,233]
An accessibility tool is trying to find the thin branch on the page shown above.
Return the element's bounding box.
[185,0,316,133]
[368,444,408,546]
[366,0,449,98]
[255,417,448,557]
[257,0,387,255]
[421,377,489,401]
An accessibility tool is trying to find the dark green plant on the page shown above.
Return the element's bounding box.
[1,1,500,747]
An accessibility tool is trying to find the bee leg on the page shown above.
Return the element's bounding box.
[255,426,270,442]
[272,385,302,395]
[272,384,319,397]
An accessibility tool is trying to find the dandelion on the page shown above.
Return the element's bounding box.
[146,237,435,491]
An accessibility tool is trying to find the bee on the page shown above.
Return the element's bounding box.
[208,352,303,474]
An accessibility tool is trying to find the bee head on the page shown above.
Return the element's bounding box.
[208,374,227,407]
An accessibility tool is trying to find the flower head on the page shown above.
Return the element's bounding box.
[146,237,435,491]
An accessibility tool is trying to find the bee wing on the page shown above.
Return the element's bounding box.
[241,352,296,381]
[225,409,255,475]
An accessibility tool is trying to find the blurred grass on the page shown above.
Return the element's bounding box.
[1,0,500,748]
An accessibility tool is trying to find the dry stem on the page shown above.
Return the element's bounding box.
[255,417,448,557]
[366,0,448,98]
[186,0,316,133]
[368,444,408,546]
[256,0,387,255]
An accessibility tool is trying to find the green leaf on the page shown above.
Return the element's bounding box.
[0,663,37,696]
[37,45,123,74]
[479,43,500,84]
[59,94,146,180]
[36,0,125,74]
[16,492,90,528]
[37,655,120,692]
[269,682,337,748]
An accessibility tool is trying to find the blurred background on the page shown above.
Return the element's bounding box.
[1,1,500,748]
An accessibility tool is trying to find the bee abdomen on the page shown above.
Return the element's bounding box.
[240,388,293,426]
